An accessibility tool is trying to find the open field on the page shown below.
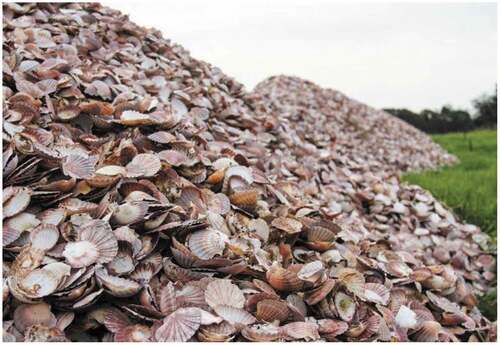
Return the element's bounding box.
[403,129,497,320]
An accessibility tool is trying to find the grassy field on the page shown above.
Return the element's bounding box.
[403,129,497,320]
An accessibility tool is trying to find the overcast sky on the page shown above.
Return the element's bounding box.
[103,1,497,112]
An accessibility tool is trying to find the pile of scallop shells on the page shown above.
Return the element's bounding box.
[2,2,495,342]
[248,75,458,174]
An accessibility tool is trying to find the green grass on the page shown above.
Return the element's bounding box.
[403,129,497,320]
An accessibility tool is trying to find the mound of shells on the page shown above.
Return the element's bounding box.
[2,2,495,342]
[248,75,458,174]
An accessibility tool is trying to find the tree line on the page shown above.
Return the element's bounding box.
[384,86,497,134]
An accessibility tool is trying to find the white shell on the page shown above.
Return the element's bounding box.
[188,230,227,260]
[395,305,417,329]
[205,279,245,309]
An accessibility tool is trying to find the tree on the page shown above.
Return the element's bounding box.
[473,86,497,128]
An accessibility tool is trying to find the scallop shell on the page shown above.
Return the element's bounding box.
[223,165,253,192]
[103,308,131,333]
[198,321,237,342]
[425,291,463,314]
[266,264,305,292]
[30,224,59,250]
[357,283,390,305]
[17,268,60,298]
[55,312,75,331]
[297,260,324,283]
[95,267,141,297]
[213,305,256,326]
[158,149,189,166]
[112,202,149,225]
[413,320,442,342]
[3,187,31,218]
[155,307,201,342]
[63,220,118,267]
[126,153,161,177]
[20,127,53,145]
[177,285,207,308]
[256,299,289,323]
[206,168,226,184]
[159,282,178,315]
[56,105,80,121]
[178,186,205,210]
[39,208,66,226]
[337,268,365,295]
[205,279,245,309]
[280,321,320,341]
[147,131,176,144]
[79,100,114,115]
[334,291,356,322]
[4,212,40,246]
[271,217,303,234]
[241,323,280,342]
[188,229,226,260]
[106,243,135,276]
[114,324,151,342]
[13,303,57,333]
[87,174,120,188]
[95,165,127,176]
[59,198,98,215]
[206,192,231,215]
[317,319,349,337]
[395,305,418,329]
[43,262,72,286]
[304,278,335,305]
[307,221,339,242]
[62,154,96,179]
[229,188,259,209]
[286,294,307,321]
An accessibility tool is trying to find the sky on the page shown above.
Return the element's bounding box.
[103,1,497,112]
